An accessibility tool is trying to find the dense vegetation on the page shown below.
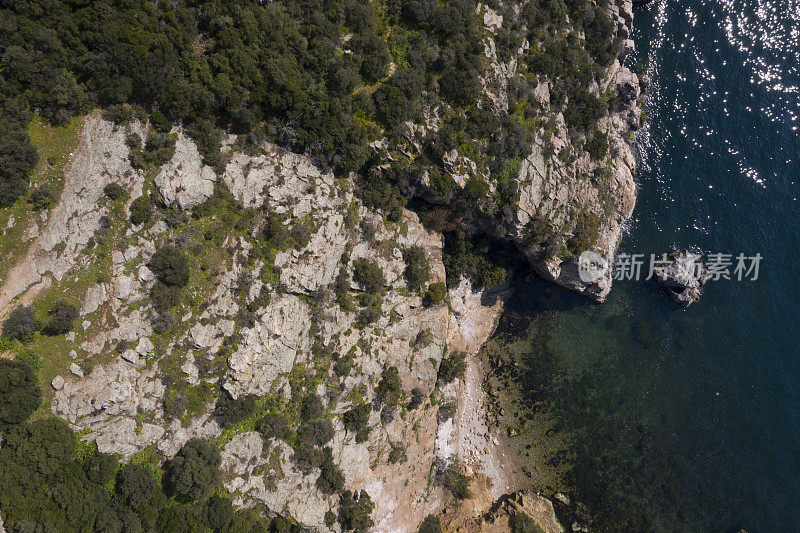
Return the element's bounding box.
[0,363,277,531]
[1,0,618,266]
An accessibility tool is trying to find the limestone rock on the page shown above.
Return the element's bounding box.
[51,376,65,390]
[70,363,84,378]
[80,283,107,315]
[154,130,216,210]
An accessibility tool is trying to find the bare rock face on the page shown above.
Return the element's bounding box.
[154,130,216,210]
[653,251,710,307]
[0,112,144,314]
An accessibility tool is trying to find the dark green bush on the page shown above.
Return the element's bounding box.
[388,444,407,464]
[441,462,471,499]
[259,413,289,441]
[402,246,431,291]
[376,366,403,407]
[298,419,335,447]
[418,514,442,533]
[438,351,467,384]
[163,438,221,502]
[343,404,371,435]
[103,182,126,200]
[29,185,56,210]
[352,258,384,294]
[116,463,158,510]
[129,195,153,225]
[214,393,256,429]
[203,495,235,532]
[301,394,324,419]
[424,282,447,306]
[566,210,601,256]
[407,387,425,410]
[316,447,345,494]
[585,131,609,160]
[510,511,545,533]
[149,245,190,287]
[103,104,132,125]
[338,490,375,533]
[0,359,41,427]
[150,282,181,312]
[43,301,78,336]
[0,119,38,207]
[2,306,36,341]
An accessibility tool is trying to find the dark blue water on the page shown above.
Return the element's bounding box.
[627,1,800,529]
[505,1,800,530]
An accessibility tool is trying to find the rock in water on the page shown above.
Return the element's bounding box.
[653,251,709,307]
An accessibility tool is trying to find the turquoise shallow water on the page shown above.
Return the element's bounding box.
[504,0,800,530]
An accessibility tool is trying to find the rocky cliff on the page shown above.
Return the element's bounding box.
[0,0,641,531]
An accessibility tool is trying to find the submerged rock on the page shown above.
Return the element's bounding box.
[653,251,710,307]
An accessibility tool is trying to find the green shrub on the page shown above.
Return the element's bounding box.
[437,351,466,384]
[0,359,41,427]
[214,393,256,429]
[129,195,153,225]
[103,104,132,125]
[150,282,181,312]
[424,282,447,306]
[259,413,289,441]
[142,131,176,167]
[407,387,425,410]
[43,301,78,336]
[29,185,56,210]
[2,306,36,341]
[149,245,190,287]
[338,490,375,533]
[343,404,371,435]
[301,394,324,419]
[402,246,431,291]
[352,258,384,294]
[0,120,38,207]
[418,514,442,533]
[316,447,345,494]
[566,210,601,256]
[585,131,609,160]
[510,512,545,533]
[441,462,471,499]
[202,495,235,532]
[103,182,127,200]
[293,444,325,474]
[388,444,407,464]
[116,463,158,510]
[163,438,221,502]
[149,110,171,133]
[376,366,403,407]
[298,419,335,447]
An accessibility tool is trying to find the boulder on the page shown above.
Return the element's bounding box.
[653,251,710,307]
[70,363,84,378]
[51,376,65,390]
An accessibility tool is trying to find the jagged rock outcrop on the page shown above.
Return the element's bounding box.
[653,251,709,307]
[154,130,217,210]
[490,0,641,302]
